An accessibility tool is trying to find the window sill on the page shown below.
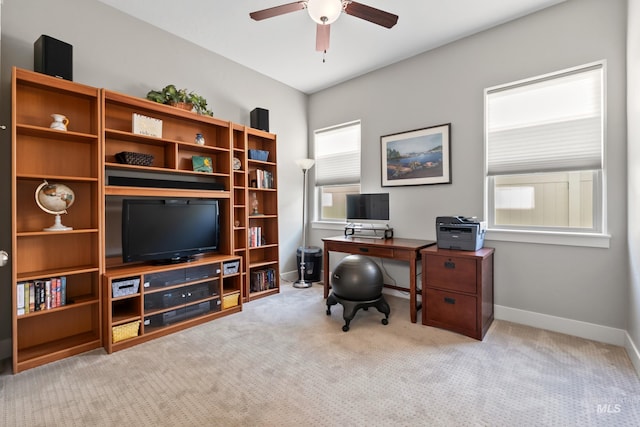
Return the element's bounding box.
[312,220,347,231]
[485,229,611,248]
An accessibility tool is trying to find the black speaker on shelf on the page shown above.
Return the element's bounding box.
[250,108,269,132]
[34,35,73,81]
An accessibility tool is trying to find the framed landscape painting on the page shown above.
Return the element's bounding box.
[381,123,451,187]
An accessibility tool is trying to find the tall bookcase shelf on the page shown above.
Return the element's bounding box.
[232,125,249,289]
[242,128,280,300]
[11,67,103,373]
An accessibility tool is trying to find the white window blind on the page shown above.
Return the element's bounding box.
[486,64,603,176]
[315,121,361,186]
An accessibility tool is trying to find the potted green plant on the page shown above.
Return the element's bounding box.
[146,84,213,116]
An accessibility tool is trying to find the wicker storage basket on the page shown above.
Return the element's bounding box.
[115,151,154,166]
[222,293,240,309]
[112,320,141,343]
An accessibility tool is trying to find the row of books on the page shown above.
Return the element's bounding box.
[16,277,67,315]
[249,226,264,248]
[250,268,276,293]
[249,169,274,189]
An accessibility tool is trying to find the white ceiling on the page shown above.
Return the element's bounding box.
[97,0,566,94]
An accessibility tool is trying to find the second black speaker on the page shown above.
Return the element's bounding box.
[250,108,269,132]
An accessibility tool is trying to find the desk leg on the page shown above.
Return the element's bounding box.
[409,259,418,323]
[323,246,330,299]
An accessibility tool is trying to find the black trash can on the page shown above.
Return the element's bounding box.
[296,246,322,282]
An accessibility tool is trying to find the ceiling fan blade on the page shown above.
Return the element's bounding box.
[250,1,306,21]
[344,1,398,29]
[316,23,330,52]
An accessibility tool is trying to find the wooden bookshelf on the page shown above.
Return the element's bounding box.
[233,127,280,301]
[10,67,281,371]
[11,67,103,373]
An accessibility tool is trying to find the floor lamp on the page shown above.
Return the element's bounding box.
[293,158,315,288]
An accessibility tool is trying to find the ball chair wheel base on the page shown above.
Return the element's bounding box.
[326,292,390,332]
[293,279,313,288]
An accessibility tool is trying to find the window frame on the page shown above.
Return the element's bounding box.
[311,120,361,226]
[483,61,610,248]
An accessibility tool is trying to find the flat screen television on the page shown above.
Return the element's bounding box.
[346,193,390,222]
[122,198,219,264]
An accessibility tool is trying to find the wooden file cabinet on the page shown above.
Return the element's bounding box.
[421,246,494,340]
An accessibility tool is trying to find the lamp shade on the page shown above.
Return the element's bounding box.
[307,0,343,25]
[296,158,316,171]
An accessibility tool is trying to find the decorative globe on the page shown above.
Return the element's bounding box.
[35,180,75,231]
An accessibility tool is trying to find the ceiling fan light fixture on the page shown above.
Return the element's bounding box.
[307,0,343,25]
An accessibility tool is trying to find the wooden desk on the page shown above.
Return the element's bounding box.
[322,236,436,323]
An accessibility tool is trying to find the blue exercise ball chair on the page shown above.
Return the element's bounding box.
[326,255,390,332]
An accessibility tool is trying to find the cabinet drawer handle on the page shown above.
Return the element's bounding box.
[444,260,456,269]
[444,297,456,305]
[359,247,369,252]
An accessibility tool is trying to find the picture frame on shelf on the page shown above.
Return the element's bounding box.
[192,156,213,173]
[381,123,451,187]
[132,113,162,138]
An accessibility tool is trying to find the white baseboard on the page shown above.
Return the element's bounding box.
[495,305,626,346]
[625,332,640,377]
[281,270,298,282]
[280,271,639,376]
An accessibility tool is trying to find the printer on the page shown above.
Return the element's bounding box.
[436,216,487,251]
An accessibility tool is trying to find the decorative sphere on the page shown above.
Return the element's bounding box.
[331,255,384,301]
[35,181,75,215]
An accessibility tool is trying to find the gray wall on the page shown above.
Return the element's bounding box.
[0,0,309,357]
[627,0,640,371]
[309,0,629,333]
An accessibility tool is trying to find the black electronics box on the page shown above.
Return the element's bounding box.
[108,176,225,191]
[143,300,220,327]
[34,35,73,81]
[144,282,218,311]
[144,264,220,289]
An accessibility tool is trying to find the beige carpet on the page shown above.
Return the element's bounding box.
[1,283,639,426]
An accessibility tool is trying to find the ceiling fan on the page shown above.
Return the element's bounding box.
[250,0,398,54]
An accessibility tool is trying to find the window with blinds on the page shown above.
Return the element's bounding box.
[485,62,605,233]
[314,121,361,221]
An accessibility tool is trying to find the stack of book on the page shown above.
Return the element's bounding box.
[249,226,263,247]
[16,277,67,315]
[250,269,276,292]
[249,169,274,189]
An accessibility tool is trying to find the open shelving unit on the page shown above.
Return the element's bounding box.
[11,67,103,373]
[102,253,242,353]
[10,67,281,370]
[100,90,241,351]
[240,128,280,301]
[232,124,249,290]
